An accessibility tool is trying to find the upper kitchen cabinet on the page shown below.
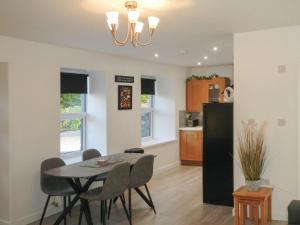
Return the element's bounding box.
[186,77,230,112]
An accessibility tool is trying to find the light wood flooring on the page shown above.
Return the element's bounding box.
[30,166,287,225]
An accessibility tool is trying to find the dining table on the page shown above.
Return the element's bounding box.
[43,153,151,225]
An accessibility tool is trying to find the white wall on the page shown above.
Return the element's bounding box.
[234,25,300,220]
[86,71,108,155]
[0,35,187,225]
[0,62,10,223]
[188,64,234,84]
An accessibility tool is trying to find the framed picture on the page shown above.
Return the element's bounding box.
[118,85,132,110]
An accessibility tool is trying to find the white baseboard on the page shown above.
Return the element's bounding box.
[5,205,64,225]
[0,219,10,225]
[154,161,180,175]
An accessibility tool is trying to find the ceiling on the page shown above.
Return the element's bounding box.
[0,0,300,67]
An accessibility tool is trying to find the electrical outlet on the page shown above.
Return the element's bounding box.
[51,196,62,207]
[278,65,286,73]
[277,119,286,127]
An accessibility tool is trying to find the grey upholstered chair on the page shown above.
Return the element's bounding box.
[82,149,101,161]
[40,157,75,225]
[82,149,106,182]
[124,148,144,154]
[79,162,131,225]
[128,155,156,223]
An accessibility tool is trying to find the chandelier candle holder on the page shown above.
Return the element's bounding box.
[106,1,160,47]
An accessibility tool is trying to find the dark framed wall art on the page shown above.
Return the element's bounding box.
[118,85,132,110]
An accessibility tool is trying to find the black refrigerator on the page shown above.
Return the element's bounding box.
[202,103,233,207]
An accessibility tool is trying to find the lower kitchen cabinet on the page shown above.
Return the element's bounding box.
[180,130,202,166]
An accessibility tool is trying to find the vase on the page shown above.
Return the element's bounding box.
[245,179,261,192]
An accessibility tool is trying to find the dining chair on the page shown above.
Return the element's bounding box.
[124,148,144,154]
[79,148,107,224]
[127,155,156,224]
[79,162,132,225]
[82,149,101,161]
[40,157,75,225]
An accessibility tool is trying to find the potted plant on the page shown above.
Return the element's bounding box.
[237,121,267,191]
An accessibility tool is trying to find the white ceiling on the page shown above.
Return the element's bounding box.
[0,0,300,67]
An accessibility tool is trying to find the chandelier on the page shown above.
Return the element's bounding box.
[106,1,160,47]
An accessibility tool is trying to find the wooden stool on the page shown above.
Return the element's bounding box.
[233,186,273,225]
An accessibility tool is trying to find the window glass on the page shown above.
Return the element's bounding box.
[60,94,86,153]
[141,95,154,140]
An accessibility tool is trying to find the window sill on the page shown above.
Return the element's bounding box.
[61,151,82,165]
[141,138,177,149]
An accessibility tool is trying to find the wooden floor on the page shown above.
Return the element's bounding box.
[30,166,287,225]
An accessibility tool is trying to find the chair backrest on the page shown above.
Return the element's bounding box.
[82,149,101,161]
[124,148,144,154]
[99,162,130,200]
[129,155,154,188]
[40,157,67,194]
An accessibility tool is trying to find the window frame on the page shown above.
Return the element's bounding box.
[141,95,154,142]
[60,94,87,154]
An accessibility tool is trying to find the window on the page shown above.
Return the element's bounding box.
[60,94,86,153]
[60,72,88,154]
[141,95,154,141]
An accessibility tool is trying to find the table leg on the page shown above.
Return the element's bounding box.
[253,205,259,225]
[52,177,97,225]
[234,197,239,225]
[240,203,246,225]
[260,199,267,225]
[268,195,272,221]
[249,204,253,220]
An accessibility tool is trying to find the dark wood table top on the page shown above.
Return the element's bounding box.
[43,153,150,178]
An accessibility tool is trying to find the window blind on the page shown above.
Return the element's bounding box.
[141,78,156,95]
[60,72,88,94]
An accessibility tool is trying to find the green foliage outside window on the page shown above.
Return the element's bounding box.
[60,94,84,132]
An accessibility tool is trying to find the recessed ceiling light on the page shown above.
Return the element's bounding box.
[197,62,202,66]
[154,53,159,58]
[204,56,208,60]
[213,46,218,51]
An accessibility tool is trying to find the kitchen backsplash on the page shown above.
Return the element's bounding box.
[179,110,203,127]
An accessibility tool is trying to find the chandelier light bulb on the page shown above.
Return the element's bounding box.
[106,11,119,25]
[148,16,160,29]
[135,22,144,33]
[128,10,140,23]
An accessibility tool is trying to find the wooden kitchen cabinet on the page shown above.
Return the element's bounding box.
[180,130,202,166]
[186,77,230,112]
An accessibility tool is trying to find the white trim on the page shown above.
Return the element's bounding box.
[0,219,10,225]
[4,205,65,225]
[141,138,177,149]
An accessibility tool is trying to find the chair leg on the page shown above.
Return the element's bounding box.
[145,184,156,214]
[113,196,119,204]
[120,194,131,225]
[108,199,112,220]
[78,204,83,225]
[128,188,132,225]
[63,197,67,225]
[103,200,107,225]
[68,196,72,217]
[39,195,51,225]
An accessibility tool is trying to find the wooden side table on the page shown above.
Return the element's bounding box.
[233,186,273,225]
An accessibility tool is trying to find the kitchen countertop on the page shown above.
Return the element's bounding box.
[179,126,203,131]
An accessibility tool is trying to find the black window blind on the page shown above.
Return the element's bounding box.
[61,72,88,94]
[141,78,156,95]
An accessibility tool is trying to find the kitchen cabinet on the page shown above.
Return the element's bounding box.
[186,77,230,112]
[180,130,202,166]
